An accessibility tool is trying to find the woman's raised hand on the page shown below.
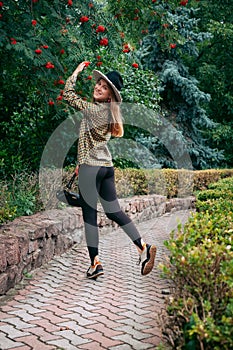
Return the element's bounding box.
[71,61,88,79]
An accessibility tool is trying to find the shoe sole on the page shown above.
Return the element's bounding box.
[87,264,104,280]
[141,245,157,276]
[87,270,104,280]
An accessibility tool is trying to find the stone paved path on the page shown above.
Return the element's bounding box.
[0,210,191,350]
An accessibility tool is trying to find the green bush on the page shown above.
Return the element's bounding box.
[0,172,43,224]
[1,168,233,224]
[160,176,233,349]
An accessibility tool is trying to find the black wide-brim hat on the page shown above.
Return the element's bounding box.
[93,70,123,103]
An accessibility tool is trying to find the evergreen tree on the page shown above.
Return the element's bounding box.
[187,0,233,166]
[137,0,226,169]
[106,0,226,169]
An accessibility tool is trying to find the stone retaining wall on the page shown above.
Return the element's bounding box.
[0,195,195,295]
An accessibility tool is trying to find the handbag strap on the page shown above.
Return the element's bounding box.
[66,173,77,189]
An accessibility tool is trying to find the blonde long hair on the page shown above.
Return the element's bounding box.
[109,89,124,138]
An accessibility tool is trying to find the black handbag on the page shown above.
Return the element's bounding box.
[56,172,82,207]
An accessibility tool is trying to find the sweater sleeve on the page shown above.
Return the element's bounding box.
[63,76,94,111]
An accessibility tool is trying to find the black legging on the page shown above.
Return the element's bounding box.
[78,164,141,254]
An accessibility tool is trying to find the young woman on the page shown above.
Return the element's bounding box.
[63,61,156,279]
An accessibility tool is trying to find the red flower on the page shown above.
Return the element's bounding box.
[48,100,54,106]
[60,49,65,54]
[43,45,49,49]
[96,61,103,66]
[170,43,177,49]
[58,79,65,85]
[84,61,91,67]
[0,14,2,20]
[80,16,89,23]
[162,23,169,28]
[11,38,17,45]
[123,44,130,53]
[32,0,38,3]
[132,63,139,68]
[133,16,139,20]
[99,37,108,46]
[86,75,92,80]
[32,19,37,26]
[88,3,94,8]
[67,0,72,6]
[35,49,42,54]
[96,25,105,33]
[0,2,3,7]
[180,0,188,5]
[57,95,63,101]
[152,0,157,2]
[97,55,101,60]
[45,62,54,69]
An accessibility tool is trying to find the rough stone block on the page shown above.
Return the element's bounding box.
[0,272,8,295]
[0,241,7,272]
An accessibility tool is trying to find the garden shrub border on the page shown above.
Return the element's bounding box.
[1,168,233,224]
[159,176,233,350]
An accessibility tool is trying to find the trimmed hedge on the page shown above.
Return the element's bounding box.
[1,168,233,224]
[160,176,233,350]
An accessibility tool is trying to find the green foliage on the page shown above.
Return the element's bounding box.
[107,0,230,170]
[0,0,232,175]
[1,168,233,224]
[0,0,163,175]
[0,172,42,223]
[186,0,233,167]
[137,2,224,169]
[160,176,233,349]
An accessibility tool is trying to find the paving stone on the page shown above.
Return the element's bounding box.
[10,346,31,350]
[0,324,30,339]
[28,319,59,333]
[82,331,124,348]
[114,325,151,340]
[112,333,152,349]
[1,317,35,330]
[13,303,47,314]
[86,323,124,338]
[0,211,191,350]
[7,310,41,323]
[76,341,104,349]
[0,333,24,350]
[57,320,93,335]
[52,329,91,346]
[12,334,54,350]
[66,306,100,318]
[115,317,150,331]
[22,326,62,342]
[109,345,133,350]
[60,312,98,326]
[47,338,88,350]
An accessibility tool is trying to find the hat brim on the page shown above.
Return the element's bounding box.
[93,70,122,103]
